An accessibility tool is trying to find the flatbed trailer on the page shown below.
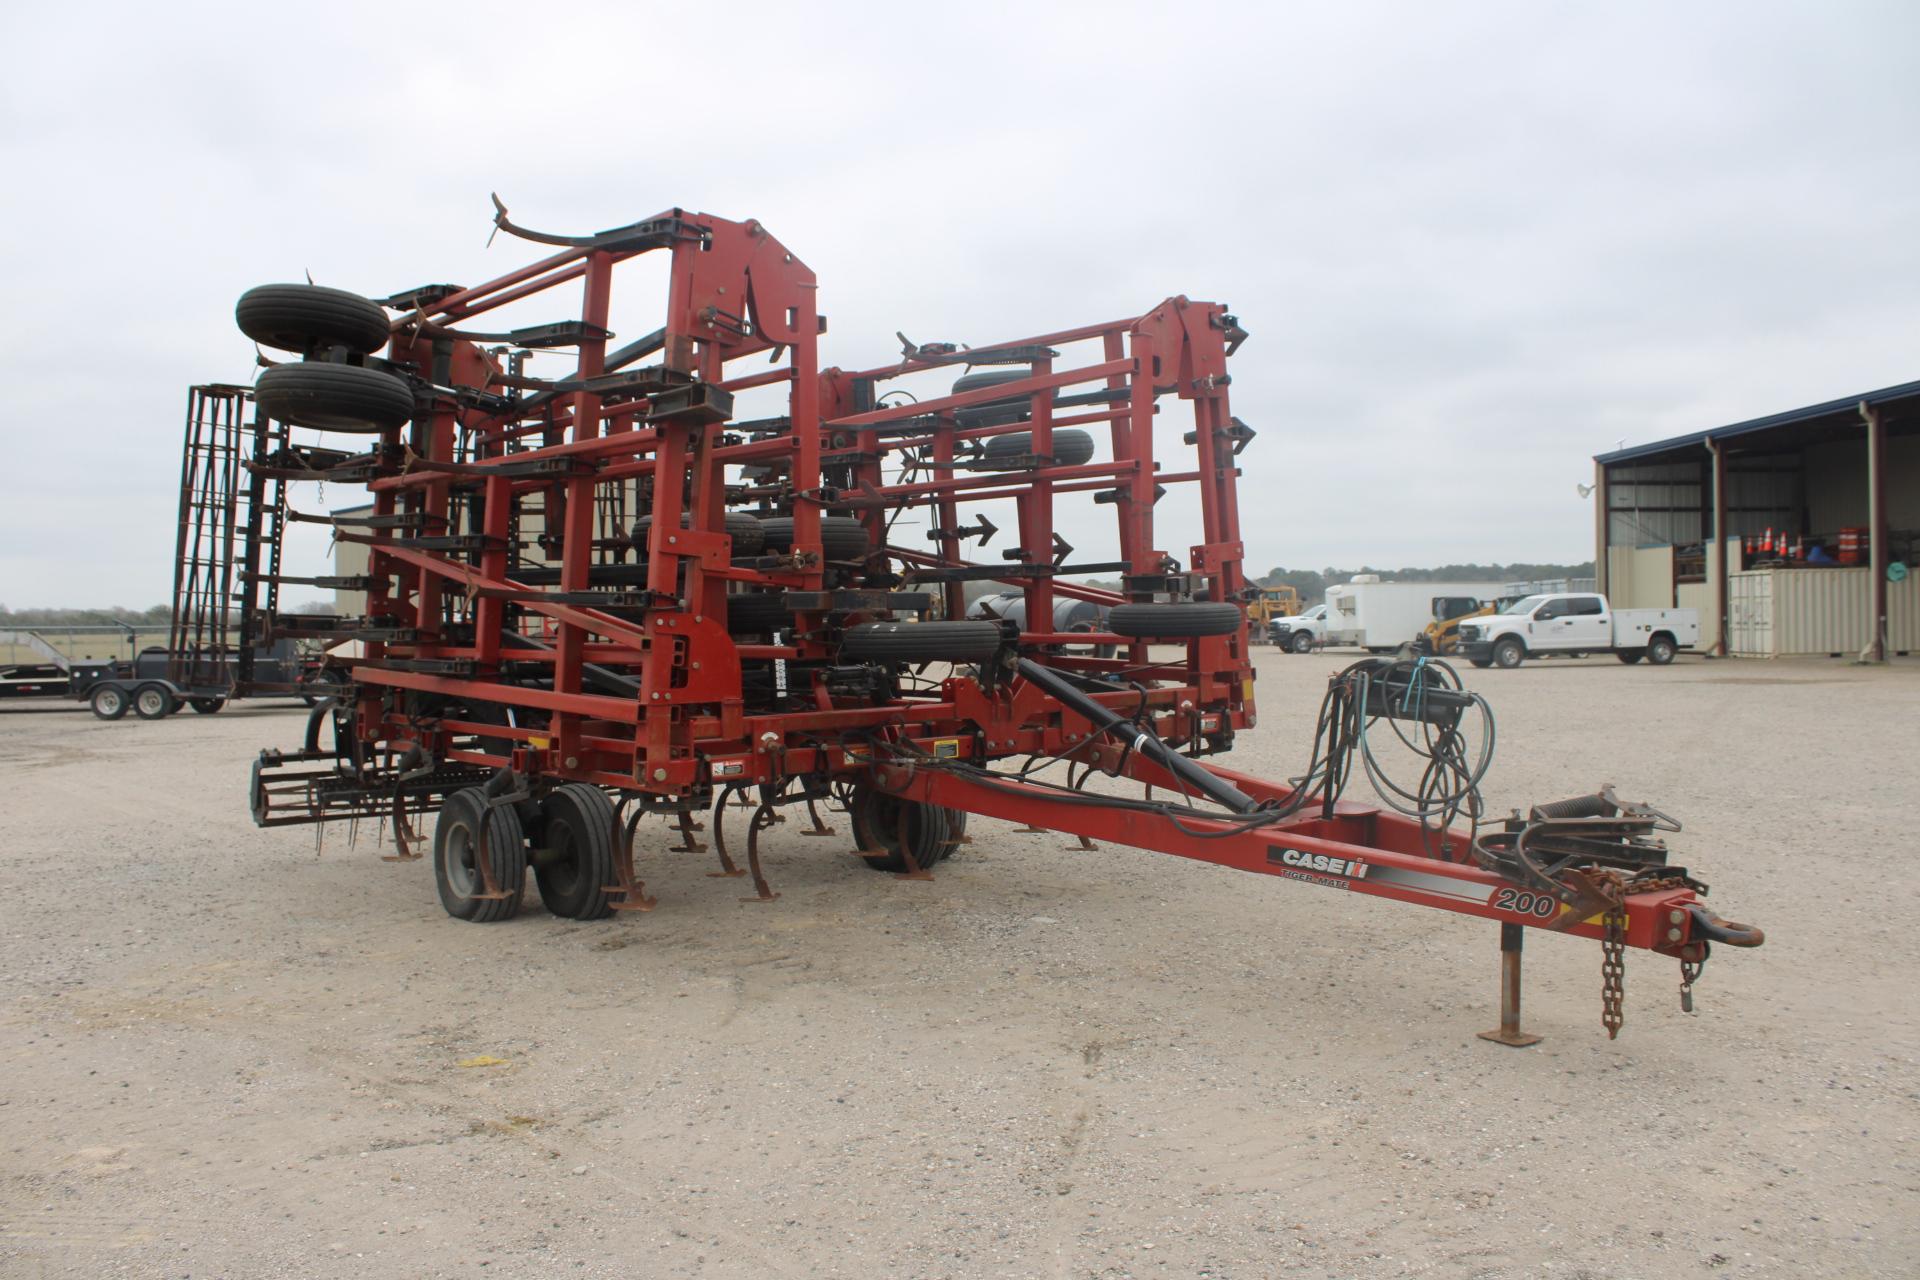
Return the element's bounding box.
[69,641,329,720]
[201,198,1760,1043]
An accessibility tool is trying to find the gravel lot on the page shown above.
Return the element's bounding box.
[2,651,1916,1279]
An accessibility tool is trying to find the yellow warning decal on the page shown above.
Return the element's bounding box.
[932,738,961,759]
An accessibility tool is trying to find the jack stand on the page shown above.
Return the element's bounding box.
[1477,923,1543,1047]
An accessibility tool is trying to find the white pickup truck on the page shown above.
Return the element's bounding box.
[1456,593,1699,669]
[1268,603,1330,653]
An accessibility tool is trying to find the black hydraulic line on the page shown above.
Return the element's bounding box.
[1014,657,1259,815]
[501,629,641,697]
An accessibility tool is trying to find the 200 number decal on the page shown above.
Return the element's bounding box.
[1493,887,1558,919]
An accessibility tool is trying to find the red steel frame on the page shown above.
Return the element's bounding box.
[241,205,1758,1035]
[337,210,1254,800]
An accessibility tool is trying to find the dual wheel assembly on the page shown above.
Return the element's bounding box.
[88,683,225,720]
[237,284,412,433]
[434,783,617,923]
[430,779,984,922]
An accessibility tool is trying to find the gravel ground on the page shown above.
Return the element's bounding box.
[1,651,1916,1279]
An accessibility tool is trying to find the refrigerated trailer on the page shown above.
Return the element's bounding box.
[1323,576,1510,650]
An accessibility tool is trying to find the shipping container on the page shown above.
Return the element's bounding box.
[1727,567,1919,656]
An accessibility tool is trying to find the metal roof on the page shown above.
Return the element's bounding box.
[1594,377,1920,466]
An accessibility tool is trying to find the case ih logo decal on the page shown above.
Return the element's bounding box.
[1267,846,1371,879]
[1265,846,1500,908]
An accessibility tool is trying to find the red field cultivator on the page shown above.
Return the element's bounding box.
[210,199,1760,1041]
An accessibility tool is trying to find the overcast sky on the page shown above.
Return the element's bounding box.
[4,1,1916,607]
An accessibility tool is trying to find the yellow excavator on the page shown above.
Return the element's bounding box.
[1246,585,1304,643]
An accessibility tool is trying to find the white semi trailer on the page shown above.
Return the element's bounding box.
[1322,576,1510,651]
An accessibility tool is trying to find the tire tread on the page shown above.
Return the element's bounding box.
[434,789,528,923]
[1107,602,1241,638]
[237,284,391,355]
[257,362,414,432]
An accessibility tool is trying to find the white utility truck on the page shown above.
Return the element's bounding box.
[1268,603,1330,653]
[1456,593,1699,668]
[1322,576,1510,651]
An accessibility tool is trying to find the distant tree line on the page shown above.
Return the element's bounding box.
[0,604,172,627]
[0,600,346,627]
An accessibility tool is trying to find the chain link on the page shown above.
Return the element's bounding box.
[1599,879,1627,1039]
[1679,956,1702,1014]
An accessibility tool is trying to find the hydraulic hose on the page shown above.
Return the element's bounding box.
[1015,657,1259,814]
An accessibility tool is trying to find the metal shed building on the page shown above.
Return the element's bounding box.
[1593,381,1919,660]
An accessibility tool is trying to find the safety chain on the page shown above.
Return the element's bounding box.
[1599,879,1627,1040]
[1620,870,1710,1017]
[1679,956,1702,1014]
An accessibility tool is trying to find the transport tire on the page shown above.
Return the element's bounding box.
[1107,602,1242,639]
[90,685,129,720]
[726,510,767,556]
[726,592,794,635]
[256,361,414,433]
[133,683,176,720]
[972,428,1096,471]
[631,510,769,559]
[532,784,615,921]
[236,283,392,355]
[1469,659,1493,669]
[434,788,528,923]
[952,368,1044,428]
[840,621,1005,664]
[1645,634,1677,665]
[852,788,954,873]
[758,515,871,560]
[1289,631,1314,654]
[189,697,226,714]
[952,369,1030,393]
[1492,638,1525,669]
[1616,650,1645,665]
